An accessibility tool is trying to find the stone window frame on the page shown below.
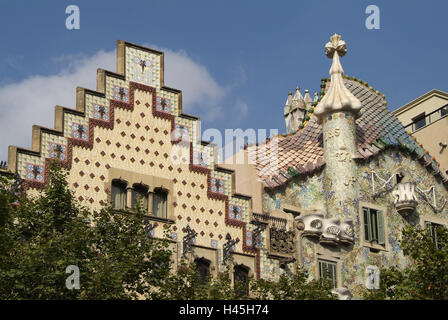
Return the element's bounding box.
[106,167,175,223]
[420,216,447,248]
[233,264,250,296]
[130,182,150,211]
[419,215,447,229]
[194,257,211,283]
[152,187,169,219]
[359,201,389,252]
[230,252,256,297]
[317,258,338,289]
[111,178,128,210]
[315,247,342,288]
[189,245,219,279]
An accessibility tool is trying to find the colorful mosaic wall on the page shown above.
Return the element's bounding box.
[264,148,448,298]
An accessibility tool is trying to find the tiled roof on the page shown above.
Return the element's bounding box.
[249,78,448,189]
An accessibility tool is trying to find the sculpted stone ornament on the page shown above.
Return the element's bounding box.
[320,218,341,245]
[372,170,446,213]
[314,34,362,123]
[295,214,354,245]
[270,227,295,256]
[339,220,355,244]
[391,182,418,215]
[297,214,324,236]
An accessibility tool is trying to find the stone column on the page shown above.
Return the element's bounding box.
[314,34,362,219]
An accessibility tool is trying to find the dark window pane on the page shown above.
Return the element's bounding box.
[414,115,426,130]
[363,208,370,241]
[112,181,126,210]
[195,258,210,284]
[153,189,167,218]
[234,265,249,296]
[318,260,337,288]
[441,106,448,117]
[131,185,148,211]
[371,210,378,243]
[426,222,442,249]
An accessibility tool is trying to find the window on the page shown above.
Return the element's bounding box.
[233,265,249,296]
[194,258,210,284]
[441,105,448,117]
[425,221,443,249]
[318,260,337,288]
[413,113,426,130]
[363,207,385,246]
[111,180,127,210]
[131,184,148,212]
[153,188,167,218]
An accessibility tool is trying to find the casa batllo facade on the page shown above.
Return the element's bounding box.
[3,35,448,299]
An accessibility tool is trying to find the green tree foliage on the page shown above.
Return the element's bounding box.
[0,161,172,299]
[364,225,448,300]
[150,260,239,300]
[250,266,336,300]
[0,162,340,300]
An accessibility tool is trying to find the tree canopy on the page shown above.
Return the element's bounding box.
[1,162,445,300]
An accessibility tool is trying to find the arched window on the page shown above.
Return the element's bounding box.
[152,188,167,218]
[233,265,249,296]
[131,184,148,212]
[194,258,210,284]
[111,180,127,210]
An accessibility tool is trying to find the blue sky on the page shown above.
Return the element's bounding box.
[0,0,447,160]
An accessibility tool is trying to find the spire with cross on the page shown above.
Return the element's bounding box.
[314,34,362,123]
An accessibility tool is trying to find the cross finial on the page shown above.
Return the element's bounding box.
[325,34,347,59]
[314,34,362,123]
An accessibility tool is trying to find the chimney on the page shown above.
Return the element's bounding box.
[314,34,362,219]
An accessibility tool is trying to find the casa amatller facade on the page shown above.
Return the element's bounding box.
[2,35,448,299]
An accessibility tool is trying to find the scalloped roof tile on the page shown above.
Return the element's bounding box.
[249,78,447,188]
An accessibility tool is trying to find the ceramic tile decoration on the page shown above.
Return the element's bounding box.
[125,46,161,88]
[4,37,447,300]
[72,123,88,140]
[106,76,128,101]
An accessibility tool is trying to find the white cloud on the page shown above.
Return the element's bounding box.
[162,48,227,121]
[0,46,230,161]
[234,99,249,119]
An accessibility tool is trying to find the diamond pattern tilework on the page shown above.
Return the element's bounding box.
[210,171,232,196]
[11,41,269,280]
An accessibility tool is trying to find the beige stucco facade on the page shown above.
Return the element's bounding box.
[393,89,448,175]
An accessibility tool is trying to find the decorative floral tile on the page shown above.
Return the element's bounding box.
[92,104,110,121]
[156,96,172,113]
[211,178,225,194]
[228,204,243,220]
[49,143,67,160]
[25,163,43,182]
[114,86,129,102]
[72,123,88,140]
[125,46,160,88]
